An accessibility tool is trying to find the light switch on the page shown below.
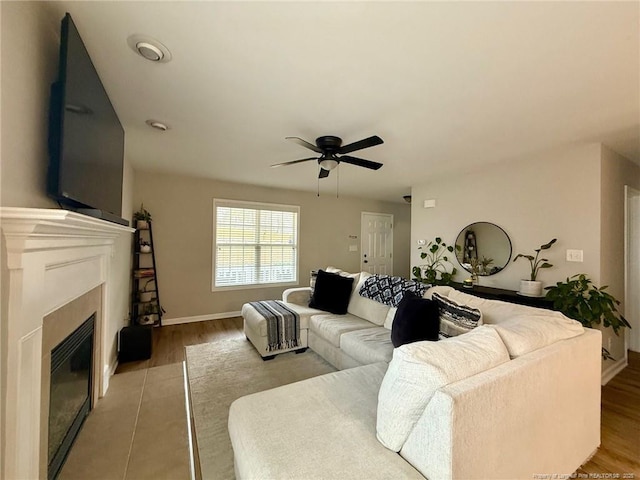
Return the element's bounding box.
[566,249,584,262]
[349,244,358,252]
[423,199,437,208]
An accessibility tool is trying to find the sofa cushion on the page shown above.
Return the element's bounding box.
[310,313,374,348]
[432,292,483,339]
[391,292,439,347]
[228,363,424,479]
[447,289,564,325]
[340,327,394,364]
[489,314,584,358]
[347,272,391,326]
[376,326,509,452]
[309,270,354,314]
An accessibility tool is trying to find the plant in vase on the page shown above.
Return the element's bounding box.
[133,203,152,229]
[412,237,460,286]
[140,303,158,325]
[140,241,152,253]
[545,274,631,360]
[513,238,557,296]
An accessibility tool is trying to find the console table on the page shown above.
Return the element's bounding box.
[450,283,555,310]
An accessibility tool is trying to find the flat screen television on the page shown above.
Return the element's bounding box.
[48,13,128,226]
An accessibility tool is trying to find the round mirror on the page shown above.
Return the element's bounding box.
[455,222,512,276]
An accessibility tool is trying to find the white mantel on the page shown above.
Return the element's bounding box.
[1,207,133,480]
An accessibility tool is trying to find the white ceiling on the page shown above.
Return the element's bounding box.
[51,1,639,203]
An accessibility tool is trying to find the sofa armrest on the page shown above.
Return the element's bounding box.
[399,329,601,480]
[282,287,312,306]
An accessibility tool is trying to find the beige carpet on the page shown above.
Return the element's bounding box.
[185,338,336,479]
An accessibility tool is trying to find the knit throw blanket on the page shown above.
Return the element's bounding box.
[358,274,429,307]
[248,300,301,351]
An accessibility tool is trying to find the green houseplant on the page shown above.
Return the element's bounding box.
[412,237,460,285]
[133,203,152,229]
[513,238,557,296]
[545,274,631,360]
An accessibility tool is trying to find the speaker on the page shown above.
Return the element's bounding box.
[118,325,152,363]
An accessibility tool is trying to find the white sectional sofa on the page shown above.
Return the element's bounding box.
[230,270,602,479]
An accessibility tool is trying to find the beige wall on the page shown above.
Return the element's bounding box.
[412,142,640,373]
[0,5,134,458]
[600,145,640,361]
[132,170,411,320]
[411,143,602,289]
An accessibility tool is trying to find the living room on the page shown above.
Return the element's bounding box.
[1,1,639,479]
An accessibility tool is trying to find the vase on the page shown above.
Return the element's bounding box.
[519,280,543,297]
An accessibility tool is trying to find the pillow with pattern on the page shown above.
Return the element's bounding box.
[432,292,483,339]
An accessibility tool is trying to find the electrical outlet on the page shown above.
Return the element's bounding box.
[566,249,584,262]
[417,239,426,246]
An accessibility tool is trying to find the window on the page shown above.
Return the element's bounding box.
[213,199,299,289]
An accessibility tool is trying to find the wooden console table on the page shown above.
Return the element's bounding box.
[450,283,555,310]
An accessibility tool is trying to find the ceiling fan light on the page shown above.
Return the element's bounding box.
[319,159,338,170]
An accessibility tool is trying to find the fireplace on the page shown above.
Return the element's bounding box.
[48,313,95,480]
[1,207,134,479]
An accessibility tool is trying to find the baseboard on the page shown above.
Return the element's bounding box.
[162,311,242,326]
[601,356,627,386]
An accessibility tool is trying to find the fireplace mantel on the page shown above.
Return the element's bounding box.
[1,207,134,479]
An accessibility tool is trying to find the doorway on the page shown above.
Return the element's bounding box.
[361,212,393,274]
[625,186,640,353]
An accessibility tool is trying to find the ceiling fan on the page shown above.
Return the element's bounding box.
[271,135,384,178]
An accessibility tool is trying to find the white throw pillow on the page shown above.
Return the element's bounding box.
[383,307,397,330]
[376,326,510,452]
[347,272,390,326]
[324,266,360,294]
[488,314,584,358]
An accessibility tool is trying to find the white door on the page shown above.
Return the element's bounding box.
[361,212,393,274]
[625,186,640,352]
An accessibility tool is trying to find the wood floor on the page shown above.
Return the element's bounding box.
[117,320,640,476]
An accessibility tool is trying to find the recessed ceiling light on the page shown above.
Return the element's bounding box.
[127,35,172,63]
[146,120,169,131]
[136,42,163,62]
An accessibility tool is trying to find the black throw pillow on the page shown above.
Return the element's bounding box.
[391,291,440,348]
[309,269,354,314]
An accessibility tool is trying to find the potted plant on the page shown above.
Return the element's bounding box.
[545,274,631,359]
[513,238,557,296]
[139,279,155,303]
[133,203,152,229]
[412,237,460,285]
[140,241,152,253]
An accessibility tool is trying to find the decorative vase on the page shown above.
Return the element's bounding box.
[139,291,153,302]
[136,220,149,230]
[140,244,151,253]
[519,280,543,297]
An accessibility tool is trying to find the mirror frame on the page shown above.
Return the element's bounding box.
[455,222,512,276]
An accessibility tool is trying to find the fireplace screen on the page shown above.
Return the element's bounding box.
[48,313,95,479]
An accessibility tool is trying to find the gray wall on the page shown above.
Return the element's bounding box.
[132,170,411,320]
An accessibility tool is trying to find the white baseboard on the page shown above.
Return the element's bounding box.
[601,356,628,386]
[162,311,242,326]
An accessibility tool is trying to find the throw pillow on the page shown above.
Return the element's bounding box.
[391,292,439,347]
[432,292,483,339]
[376,326,510,452]
[309,270,354,314]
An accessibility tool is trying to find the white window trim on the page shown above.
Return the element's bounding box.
[211,198,300,292]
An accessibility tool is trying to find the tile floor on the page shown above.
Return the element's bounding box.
[59,362,191,480]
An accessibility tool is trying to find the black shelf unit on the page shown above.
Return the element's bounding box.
[131,221,164,327]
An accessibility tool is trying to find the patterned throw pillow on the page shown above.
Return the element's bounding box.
[432,292,483,339]
[359,274,429,307]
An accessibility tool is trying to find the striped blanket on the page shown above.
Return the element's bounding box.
[248,300,300,351]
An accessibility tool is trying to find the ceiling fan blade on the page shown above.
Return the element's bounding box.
[338,135,383,155]
[285,136,323,154]
[271,157,318,168]
[339,155,383,170]
[318,168,330,179]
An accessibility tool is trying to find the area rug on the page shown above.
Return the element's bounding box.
[185,337,336,479]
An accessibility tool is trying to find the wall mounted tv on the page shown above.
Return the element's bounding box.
[48,13,128,226]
